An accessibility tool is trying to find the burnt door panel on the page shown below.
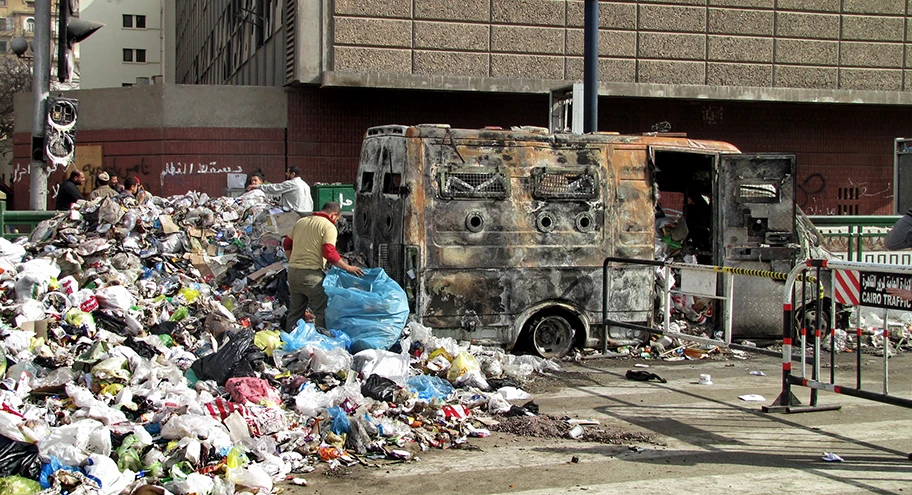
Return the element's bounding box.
[718,154,797,267]
[717,154,798,337]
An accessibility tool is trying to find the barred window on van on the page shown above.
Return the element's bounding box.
[737,182,779,203]
[532,168,598,200]
[439,170,508,199]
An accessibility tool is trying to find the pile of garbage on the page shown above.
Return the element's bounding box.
[0,192,561,495]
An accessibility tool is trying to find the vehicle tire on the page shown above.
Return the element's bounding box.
[794,304,831,338]
[525,315,575,358]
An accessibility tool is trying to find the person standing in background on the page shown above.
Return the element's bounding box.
[884,210,912,300]
[88,172,118,200]
[255,166,313,215]
[56,170,85,210]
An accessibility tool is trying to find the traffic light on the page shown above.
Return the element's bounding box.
[57,0,103,83]
[44,96,78,169]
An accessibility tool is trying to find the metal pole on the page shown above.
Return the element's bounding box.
[583,0,598,133]
[30,0,51,211]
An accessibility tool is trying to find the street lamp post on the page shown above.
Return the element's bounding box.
[583,0,599,134]
[29,0,51,211]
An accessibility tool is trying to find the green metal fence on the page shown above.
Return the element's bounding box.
[807,215,903,263]
[0,202,58,241]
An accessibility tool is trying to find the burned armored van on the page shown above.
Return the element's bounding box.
[353,125,801,357]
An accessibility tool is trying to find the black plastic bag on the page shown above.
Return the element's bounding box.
[625,369,667,383]
[190,330,263,385]
[125,336,159,359]
[0,434,41,479]
[360,374,399,402]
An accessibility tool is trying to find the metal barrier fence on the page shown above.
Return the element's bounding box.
[0,201,58,240]
[601,256,813,362]
[764,258,912,414]
[808,215,902,263]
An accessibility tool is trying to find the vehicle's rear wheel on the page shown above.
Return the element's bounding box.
[525,315,575,358]
[794,304,831,339]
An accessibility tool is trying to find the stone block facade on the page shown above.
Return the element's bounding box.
[330,0,912,91]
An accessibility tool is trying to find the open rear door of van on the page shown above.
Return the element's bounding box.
[717,154,798,337]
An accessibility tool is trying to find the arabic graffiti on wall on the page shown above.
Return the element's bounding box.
[159,161,244,187]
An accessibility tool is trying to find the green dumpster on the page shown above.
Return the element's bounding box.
[312,183,355,212]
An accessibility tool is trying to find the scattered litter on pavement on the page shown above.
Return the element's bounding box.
[698,374,713,385]
[567,419,600,426]
[749,371,766,376]
[822,452,844,462]
[738,394,766,402]
[568,425,584,439]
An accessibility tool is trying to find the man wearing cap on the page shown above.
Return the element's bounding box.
[55,170,85,210]
[88,172,118,200]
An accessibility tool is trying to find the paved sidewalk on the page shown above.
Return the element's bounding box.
[298,352,912,494]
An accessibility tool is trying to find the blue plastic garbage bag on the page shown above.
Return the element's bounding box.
[39,457,80,489]
[408,375,455,401]
[281,319,351,352]
[324,267,409,352]
[327,406,351,435]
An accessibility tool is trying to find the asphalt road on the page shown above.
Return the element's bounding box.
[293,351,912,495]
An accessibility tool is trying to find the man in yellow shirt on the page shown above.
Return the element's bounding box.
[283,202,364,331]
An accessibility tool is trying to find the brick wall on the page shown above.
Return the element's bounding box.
[10,127,285,210]
[10,85,909,215]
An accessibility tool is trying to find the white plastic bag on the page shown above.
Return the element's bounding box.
[39,419,105,465]
[308,346,353,374]
[226,464,273,492]
[166,472,214,495]
[65,383,128,425]
[95,285,135,311]
[85,453,134,495]
[351,349,409,386]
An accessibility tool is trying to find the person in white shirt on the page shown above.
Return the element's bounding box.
[255,166,313,214]
[239,171,268,201]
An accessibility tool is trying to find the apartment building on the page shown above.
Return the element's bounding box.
[1,0,46,56]
[78,0,173,89]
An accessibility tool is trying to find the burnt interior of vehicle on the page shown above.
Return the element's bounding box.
[652,150,717,265]
[651,150,720,333]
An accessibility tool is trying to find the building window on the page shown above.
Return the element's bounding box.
[122,83,133,87]
[0,41,6,53]
[123,14,146,29]
[0,1,6,6]
[123,48,147,63]
[25,18,35,32]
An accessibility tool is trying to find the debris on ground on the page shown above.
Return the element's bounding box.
[624,370,666,383]
[0,193,566,495]
[489,414,654,445]
[822,452,844,462]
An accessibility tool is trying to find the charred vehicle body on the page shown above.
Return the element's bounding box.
[353,124,814,357]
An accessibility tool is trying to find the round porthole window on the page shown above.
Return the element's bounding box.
[466,211,485,233]
[576,212,595,232]
[536,212,556,233]
[384,214,393,232]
